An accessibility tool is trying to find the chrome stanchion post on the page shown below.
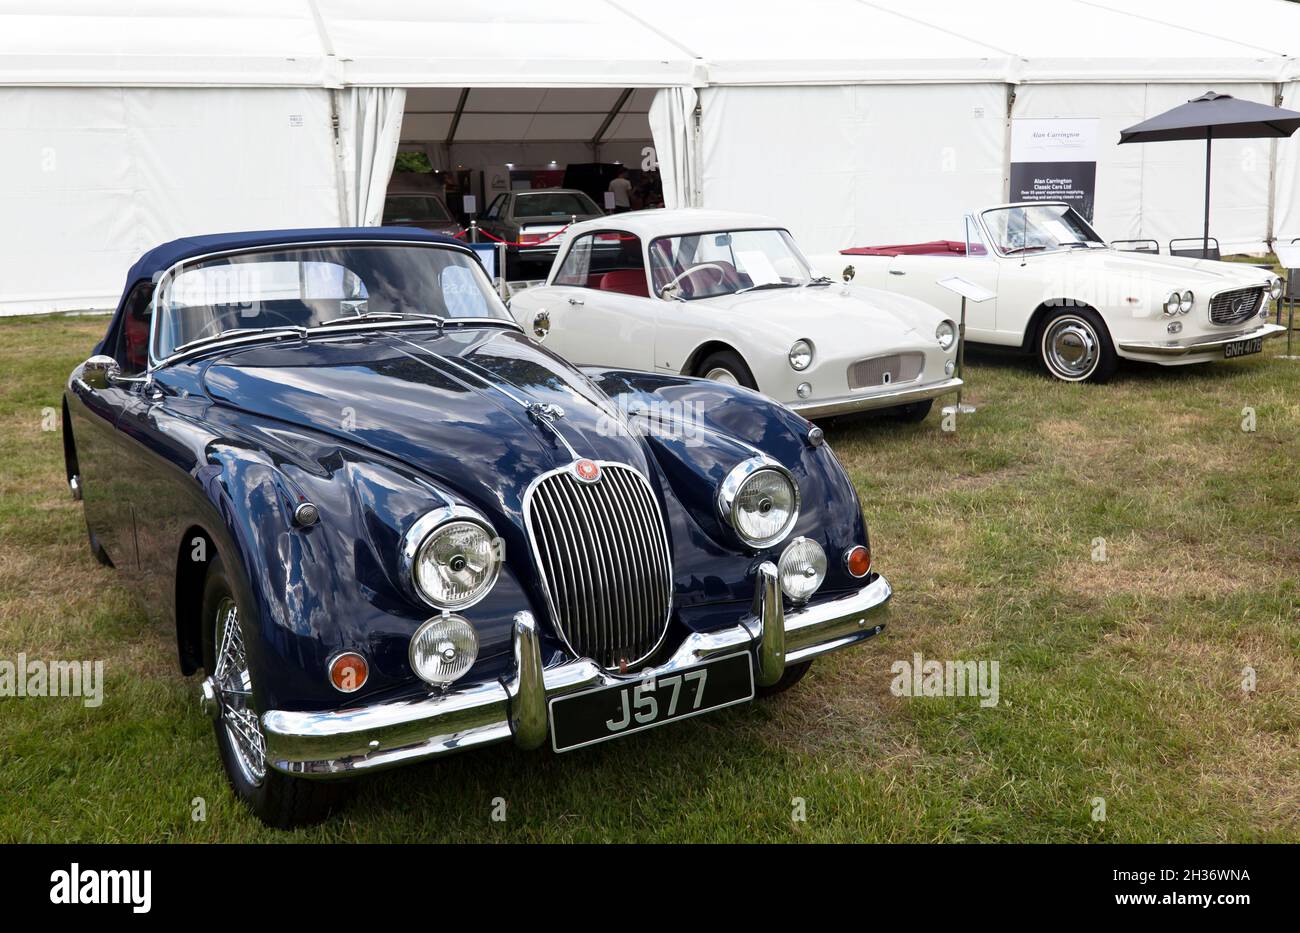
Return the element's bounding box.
[497,239,509,301]
[937,277,990,419]
[469,219,479,244]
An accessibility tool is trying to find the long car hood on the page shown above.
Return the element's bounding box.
[1063,248,1273,290]
[200,326,650,516]
[698,282,945,342]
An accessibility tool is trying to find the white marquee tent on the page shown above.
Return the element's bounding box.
[3,0,1300,315]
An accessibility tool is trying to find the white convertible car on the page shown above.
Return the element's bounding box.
[813,201,1285,383]
[508,209,962,421]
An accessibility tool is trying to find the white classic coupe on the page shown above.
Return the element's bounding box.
[811,201,1286,383]
[508,209,962,421]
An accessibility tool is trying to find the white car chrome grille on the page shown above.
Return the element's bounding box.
[847,352,924,390]
[1209,287,1263,326]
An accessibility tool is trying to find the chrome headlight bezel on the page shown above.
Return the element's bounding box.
[1163,291,1181,316]
[936,319,957,350]
[400,505,501,611]
[788,339,814,371]
[717,456,800,549]
[1267,277,1283,301]
[1179,289,1193,314]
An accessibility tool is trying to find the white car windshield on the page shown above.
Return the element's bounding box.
[152,243,510,360]
[981,204,1106,255]
[650,229,813,300]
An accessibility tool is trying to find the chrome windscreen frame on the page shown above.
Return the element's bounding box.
[144,238,523,372]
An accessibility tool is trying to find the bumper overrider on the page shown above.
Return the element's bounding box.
[261,564,892,778]
[790,376,962,420]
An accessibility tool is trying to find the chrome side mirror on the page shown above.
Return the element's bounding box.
[80,355,121,391]
[532,309,550,340]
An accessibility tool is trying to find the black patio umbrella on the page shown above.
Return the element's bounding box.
[1118,91,1300,255]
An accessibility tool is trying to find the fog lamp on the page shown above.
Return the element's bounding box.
[797,382,812,398]
[778,536,827,602]
[945,359,956,377]
[410,614,479,686]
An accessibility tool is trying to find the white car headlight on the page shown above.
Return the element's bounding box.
[1268,277,1283,301]
[402,509,501,610]
[778,536,827,602]
[718,458,800,548]
[1179,290,1193,314]
[788,339,814,371]
[1164,291,1181,316]
[936,319,957,350]
[410,614,479,686]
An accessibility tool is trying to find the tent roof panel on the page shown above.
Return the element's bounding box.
[1,0,1297,88]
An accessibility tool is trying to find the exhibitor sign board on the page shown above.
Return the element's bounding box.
[1009,118,1099,220]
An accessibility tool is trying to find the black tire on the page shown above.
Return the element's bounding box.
[1036,306,1118,383]
[202,554,351,828]
[890,399,933,423]
[696,349,758,390]
[756,660,813,698]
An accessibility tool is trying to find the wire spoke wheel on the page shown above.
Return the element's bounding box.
[213,597,266,786]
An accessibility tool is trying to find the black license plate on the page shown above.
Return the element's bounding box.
[548,652,755,753]
[1225,336,1263,358]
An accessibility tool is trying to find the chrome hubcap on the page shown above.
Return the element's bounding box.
[704,367,740,386]
[213,597,265,786]
[1043,316,1099,380]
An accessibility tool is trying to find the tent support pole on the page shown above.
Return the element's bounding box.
[1203,128,1212,256]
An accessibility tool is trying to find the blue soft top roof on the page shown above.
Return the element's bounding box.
[123,226,467,291]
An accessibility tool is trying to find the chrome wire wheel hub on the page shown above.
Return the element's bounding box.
[213,597,266,786]
[704,367,740,385]
[1043,316,1099,380]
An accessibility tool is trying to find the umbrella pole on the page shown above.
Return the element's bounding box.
[1203,128,1212,257]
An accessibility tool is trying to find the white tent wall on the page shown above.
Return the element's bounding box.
[1013,82,1278,254]
[692,84,1007,255]
[0,86,340,316]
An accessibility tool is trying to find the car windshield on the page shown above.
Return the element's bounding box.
[649,229,812,300]
[152,243,509,360]
[384,195,451,224]
[515,192,599,218]
[981,204,1106,255]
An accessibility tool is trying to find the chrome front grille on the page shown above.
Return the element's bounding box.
[523,463,672,669]
[1209,287,1263,326]
[847,352,924,390]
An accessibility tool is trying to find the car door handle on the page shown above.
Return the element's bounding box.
[889,269,906,276]
[568,297,584,306]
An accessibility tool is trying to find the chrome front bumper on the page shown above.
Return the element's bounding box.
[261,565,891,779]
[790,376,962,420]
[1118,322,1285,356]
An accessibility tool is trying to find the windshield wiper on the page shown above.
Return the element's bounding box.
[736,282,800,295]
[314,311,444,328]
[170,326,307,356]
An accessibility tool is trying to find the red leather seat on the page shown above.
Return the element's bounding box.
[598,269,649,297]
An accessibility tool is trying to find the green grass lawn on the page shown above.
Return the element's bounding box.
[1,312,1297,842]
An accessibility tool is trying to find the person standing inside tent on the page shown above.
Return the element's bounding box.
[608,167,633,213]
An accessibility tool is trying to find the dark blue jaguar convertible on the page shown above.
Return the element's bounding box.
[63,228,891,827]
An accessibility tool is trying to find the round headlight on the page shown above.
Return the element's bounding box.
[1179,290,1193,314]
[1164,291,1181,316]
[404,511,500,610]
[778,537,827,602]
[1268,277,1283,301]
[718,458,799,548]
[788,339,814,371]
[410,614,479,686]
[936,319,957,350]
